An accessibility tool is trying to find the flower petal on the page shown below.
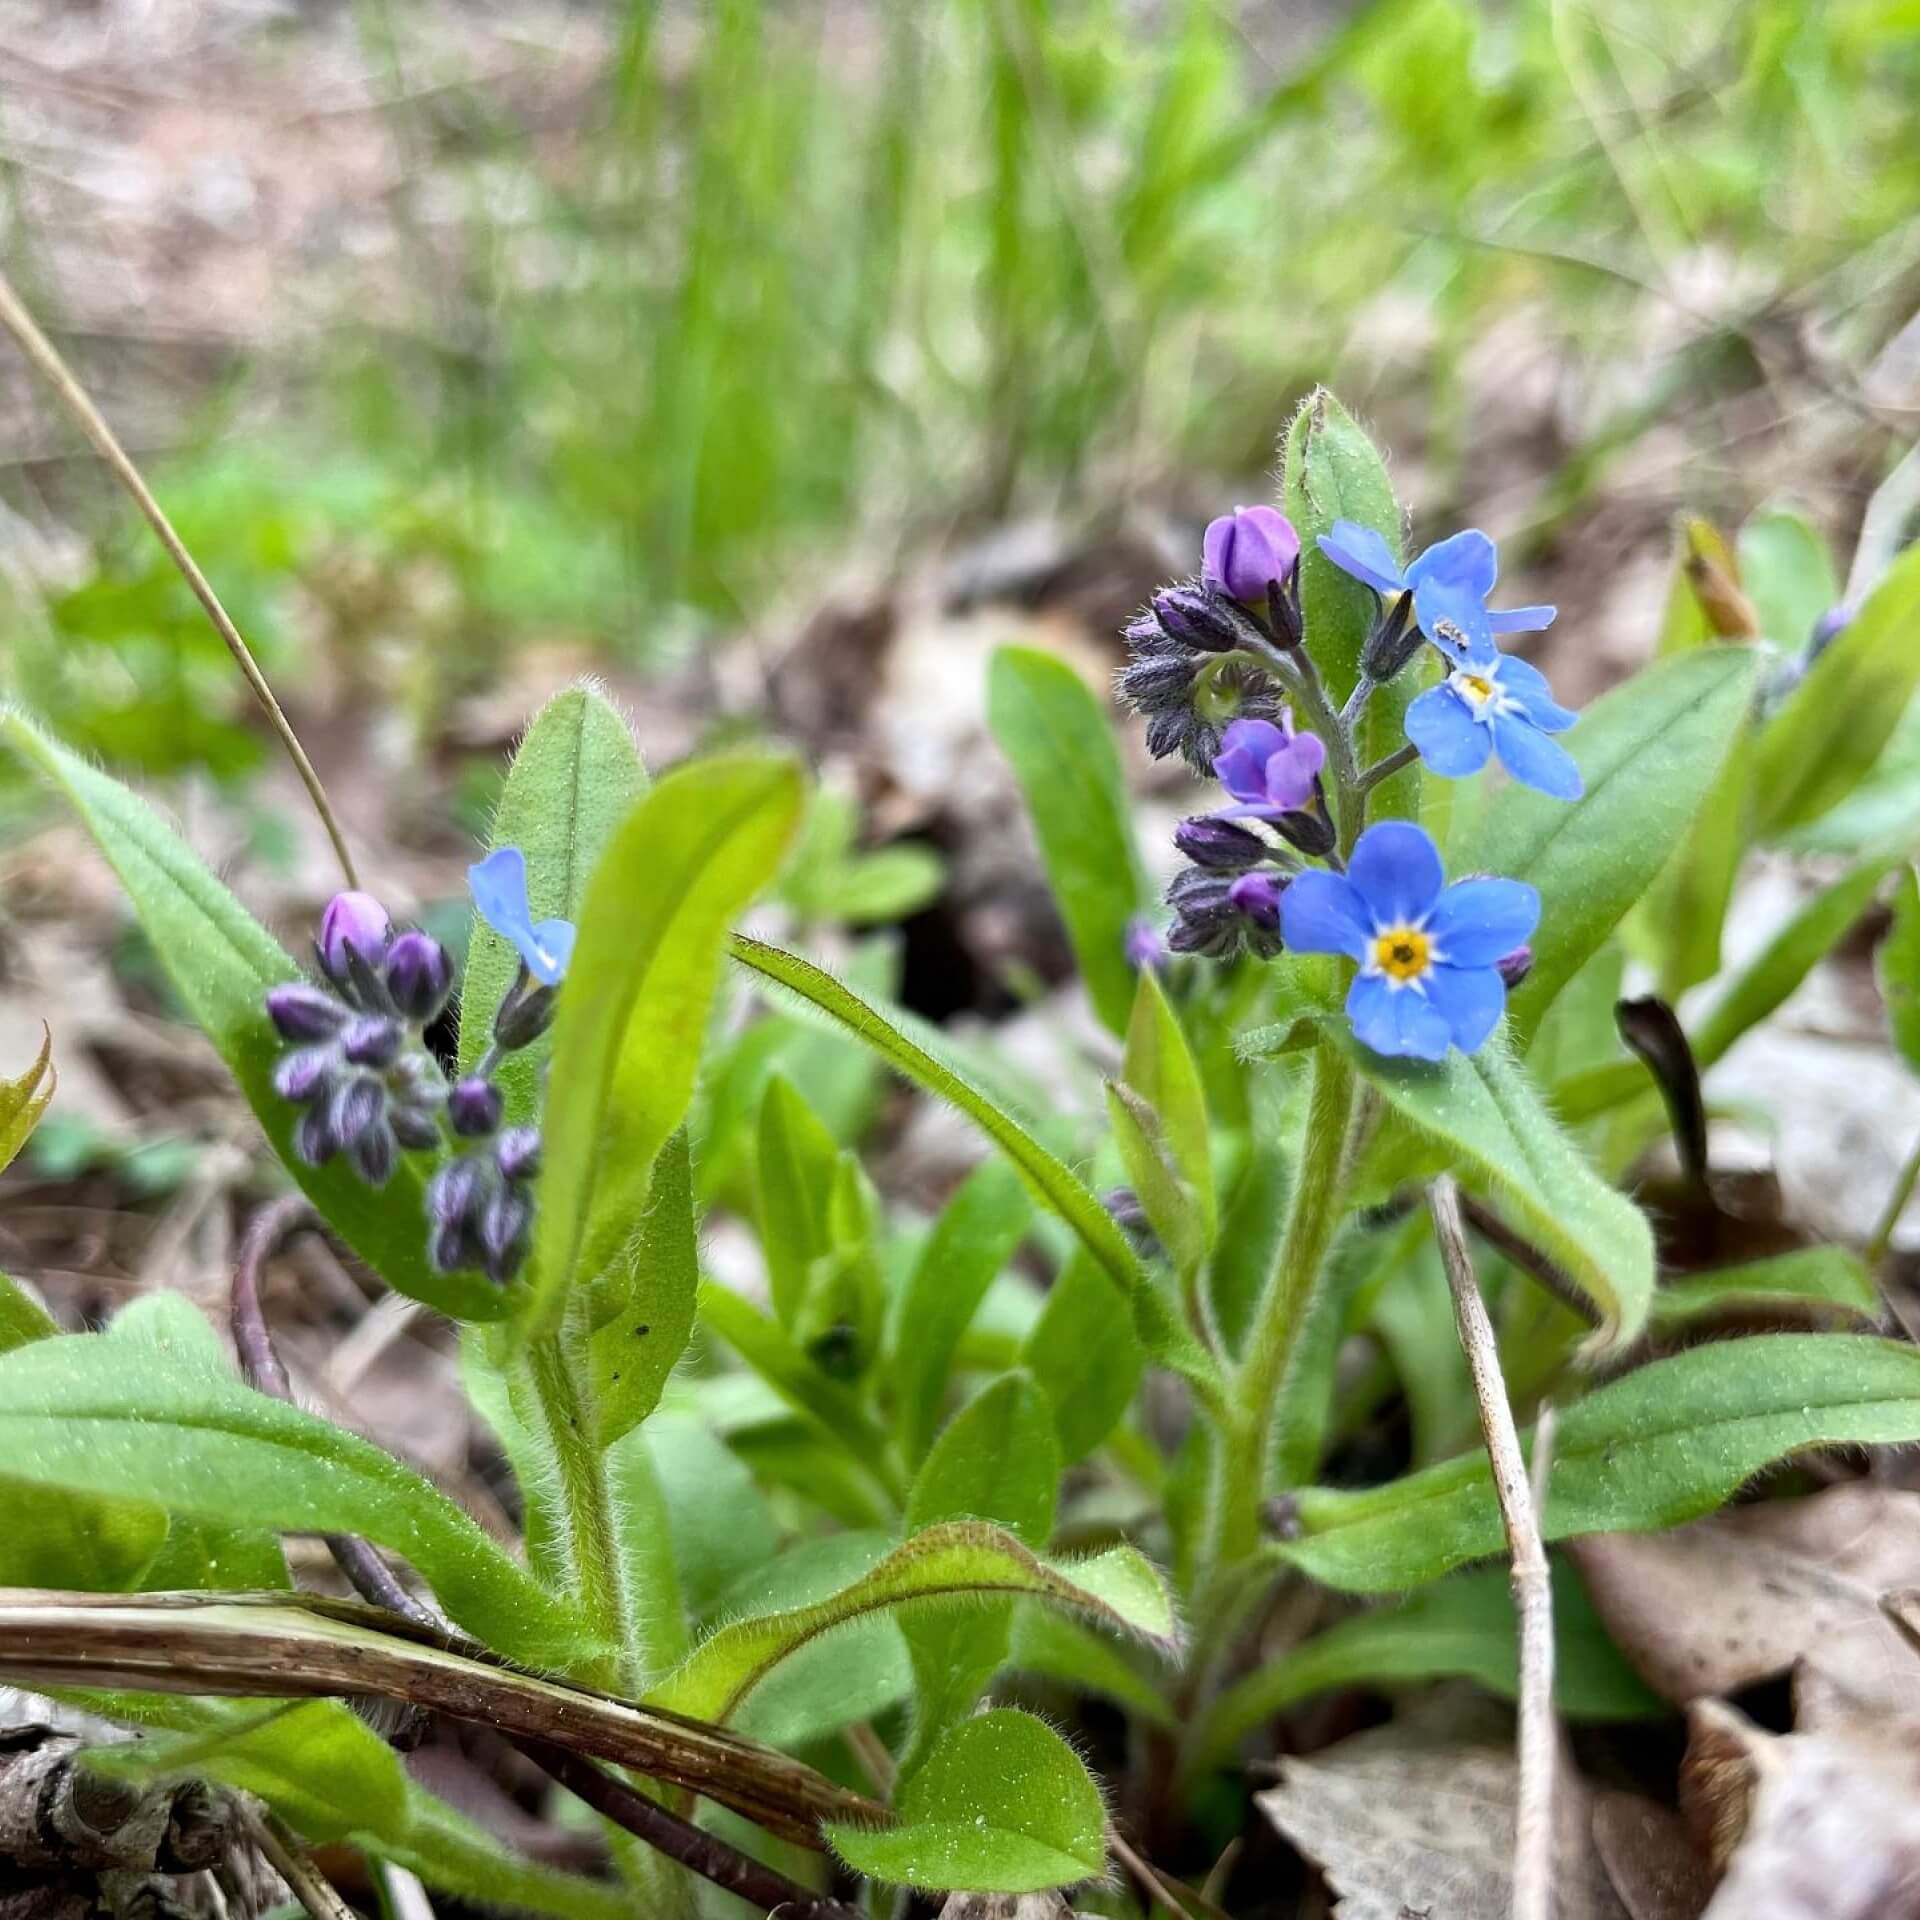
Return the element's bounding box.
[1424,964,1508,1054]
[1347,820,1445,928]
[527,919,577,987]
[1410,573,1496,666]
[1214,718,1290,803]
[1279,870,1372,960]
[1491,712,1584,799]
[469,847,533,945]
[1427,878,1541,969]
[1489,604,1556,634]
[1406,528,1498,598]
[1492,656,1578,732]
[1264,732,1326,809]
[1405,685,1496,779]
[1347,973,1452,1061]
[1318,520,1407,595]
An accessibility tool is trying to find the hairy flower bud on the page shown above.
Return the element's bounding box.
[1204,506,1300,607]
[340,1014,402,1069]
[478,1189,532,1284]
[273,1045,336,1105]
[449,1076,504,1138]
[265,983,347,1044]
[1496,944,1534,989]
[1152,583,1245,654]
[317,891,392,985]
[1227,871,1285,933]
[1361,595,1422,683]
[384,931,454,1022]
[389,1101,443,1151]
[496,1127,542,1184]
[1270,797,1337,859]
[1166,864,1285,960]
[493,975,558,1051]
[1116,653,1198,714]
[1173,815,1267,872]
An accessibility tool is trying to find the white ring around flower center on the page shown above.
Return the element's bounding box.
[1365,918,1442,988]
[1447,666,1513,723]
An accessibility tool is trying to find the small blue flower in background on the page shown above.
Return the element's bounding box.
[1407,653,1583,801]
[1280,821,1539,1062]
[1318,521,1555,665]
[1212,715,1325,818]
[1123,914,1169,974]
[469,847,576,986]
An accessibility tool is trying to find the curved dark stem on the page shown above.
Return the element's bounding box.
[229,1198,860,1920]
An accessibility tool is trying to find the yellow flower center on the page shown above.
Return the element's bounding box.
[1458,673,1494,700]
[1372,925,1432,983]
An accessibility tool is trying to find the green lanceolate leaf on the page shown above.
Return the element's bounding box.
[988,645,1148,1036]
[1009,1604,1173,1727]
[0,1272,56,1352]
[828,1709,1107,1893]
[0,710,505,1321]
[584,1127,698,1449]
[1739,507,1838,649]
[890,1158,1034,1466]
[754,1074,842,1332]
[731,937,1144,1295]
[528,750,805,1345]
[0,1024,54,1174]
[1281,387,1419,820]
[1470,646,1760,1041]
[1336,1033,1653,1348]
[459,685,646,1124]
[1021,1250,1145,1464]
[1109,971,1215,1271]
[1879,864,1920,1076]
[902,1373,1061,1765]
[1753,543,1920,834]
[1281,1335,1920,1592]
[0,1332,589,1669]
[1187,1561,1661,1776]
[1651,1247,1878,1328]
[86,1699,630,1920]
[648,1520,1177,1726]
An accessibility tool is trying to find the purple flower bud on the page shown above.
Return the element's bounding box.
[493,976,558,1052]
[1152,584,1245,654]
[1203,506,1300,607]
[384,931,454,1022]
[1123,915,1169,974]
[273,1045,336,1105]
[350,1120,397,1186]
[317,891,391,984]
[1116,653,1199,714]
[1807,604,1853,662]
[341,1014,402,1069]
[449,1076,504,1138]
[1271,801,1337,860]
[1173,815,1267,872]
[432,1218,478,1274]
[1361,595,1422,683]
[295,1104,337,1167]
[265,983,347,1043]
[496,1127,542,1184]
[430,1155,487,1233]
[479,1189,532,1283]
[1496,945,1534,989]
[1227,871,1285,933]
[389,1101,442,1151]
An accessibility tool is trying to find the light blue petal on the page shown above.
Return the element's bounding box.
[1318,521,1407,596]
[1406,528,1498,598]
[1215,718,1290,804]
[527,919,577,986]
[1411,574,1496,666]
[1492,656,1578,732]
[1489,604,1556,634]
[1347,821,1445,928]
[469,847,533,945]
[1427,878,1540,968]
[1347,973,1452,1061]
[1279,870,1372,960]
[1491,713,1584,800]
[1424,964,1508,1054]
[1405,685,1495,779]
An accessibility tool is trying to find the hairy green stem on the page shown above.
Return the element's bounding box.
[1868,1129,1920,1271]
[1211,1045,1358,1571]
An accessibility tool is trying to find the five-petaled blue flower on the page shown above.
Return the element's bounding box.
[1407,653,1582,801]
[1318,522,1554,666]
[469,847,575,986]
[1280,821,1539,1062]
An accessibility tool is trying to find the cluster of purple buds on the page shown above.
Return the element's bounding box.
[266,892,453,1185]
[1116,506,1302,773]
[265,847,574,1287]
[1165,865,1286,961]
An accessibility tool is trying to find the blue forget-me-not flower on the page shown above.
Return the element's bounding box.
[469,847,576,986]
[1280,820,1539,1062]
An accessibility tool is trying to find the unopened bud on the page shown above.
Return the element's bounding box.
[384,931,454,1022]
[1227,871,1285,933]
[341,1014,402,1069]
[1271,800,1337,859]
[1496,945,1533,989]
[496,1127,542,1184]
[1153,584,1245,654]
[317,891,391,985]
[1361,596,1423,682]
[449,1076,504,1138]
[265,984,347,1043]
[493,974,558,1051]
[389,1102,442,1151]
[1173,815,1267,872]
[273,1046,335,1105]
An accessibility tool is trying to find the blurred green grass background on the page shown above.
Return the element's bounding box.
[3,0,1917,790]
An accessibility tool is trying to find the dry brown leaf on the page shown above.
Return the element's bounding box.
[1257,1713,1627,1920]
[1590,1790,1713,1920]
[1567,1485,1920,1716]
[1680,1697,1920,1919]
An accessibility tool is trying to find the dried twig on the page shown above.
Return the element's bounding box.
[1428,1175,1555,1920]
[227,1204,864,1917]
[0,269,358,889]
[241,1802,359,1920]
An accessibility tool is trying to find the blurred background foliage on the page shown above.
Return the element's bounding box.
[1,0,1917,796]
